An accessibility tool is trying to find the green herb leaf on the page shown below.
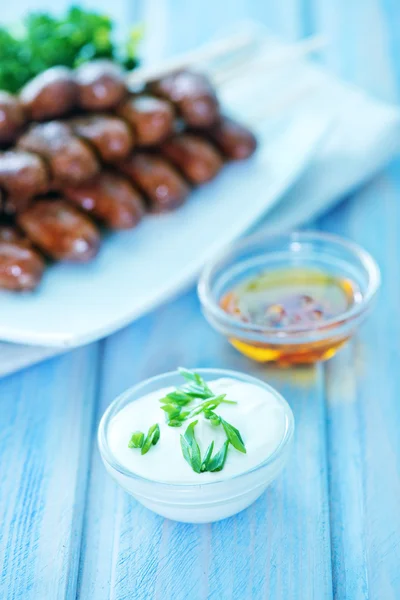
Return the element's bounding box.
[215,397,237,405]
[187,403,211,418]
[201,441,215,472]
[221,418,246,454]
[152,424,160,445]
[184,421,202,473]
[182,386,212,399]
[207,440,230,472]
[160,403,193,427]
[179,420,202,473]
[168,419,183,427]
[204,410,221,426]
[160,390,193,405]
[141,423,161,455]
[178,367,213,396]
[180,435,192,465]
[128,431,144,449]
[178,367,202,384]
[160,404,181,419]
[0,7,141,93]
[186,395,233,419]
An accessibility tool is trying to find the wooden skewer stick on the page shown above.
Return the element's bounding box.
[126,29,259,87]
[126,29,328,89]
[213,34,328,87]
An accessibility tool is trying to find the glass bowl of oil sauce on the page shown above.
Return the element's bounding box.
[198,231,380,366]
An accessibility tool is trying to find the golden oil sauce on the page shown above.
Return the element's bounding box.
[220,267,359,365]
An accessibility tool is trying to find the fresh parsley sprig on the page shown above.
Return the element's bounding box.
[0,7,142,93]
[128,423,160,455]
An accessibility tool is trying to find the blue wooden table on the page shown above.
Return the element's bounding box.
[1,1,400,598]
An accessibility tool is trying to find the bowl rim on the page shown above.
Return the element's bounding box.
[98,367,295,490]
[197,230,381,336]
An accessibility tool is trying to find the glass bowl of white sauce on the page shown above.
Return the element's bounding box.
[98,368,294,523]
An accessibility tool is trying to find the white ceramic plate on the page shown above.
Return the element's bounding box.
[0,112,328,348]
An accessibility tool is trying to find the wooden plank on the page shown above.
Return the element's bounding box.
[314,0,400,597]
[313,0,397,101]
[0,345,99,600]
[320,173,400,600]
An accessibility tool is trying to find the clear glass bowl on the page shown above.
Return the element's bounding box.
[198,231,380,365]
[98,368,294,523]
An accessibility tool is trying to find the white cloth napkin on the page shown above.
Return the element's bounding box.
[216,35,400,235]
[257,65,400,233]
[1,44,399,377]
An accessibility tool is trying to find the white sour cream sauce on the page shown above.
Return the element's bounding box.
[107,377,288,484]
